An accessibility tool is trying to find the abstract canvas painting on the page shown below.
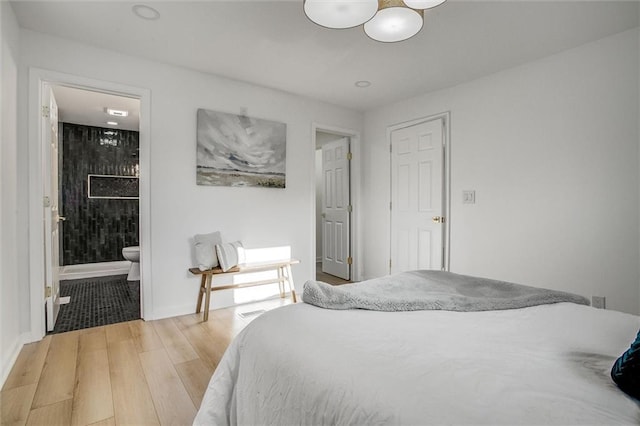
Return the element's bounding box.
[196,109,286,188]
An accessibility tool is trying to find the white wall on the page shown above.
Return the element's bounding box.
[1,1,23,385]
[17,29,363,323]
[362,28,640,314]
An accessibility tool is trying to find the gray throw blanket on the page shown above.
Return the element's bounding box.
[302,270,589,312]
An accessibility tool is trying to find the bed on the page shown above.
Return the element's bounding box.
[194,271,640,425]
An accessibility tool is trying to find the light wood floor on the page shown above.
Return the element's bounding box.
[1,297,292,426]
[316,262,351,286]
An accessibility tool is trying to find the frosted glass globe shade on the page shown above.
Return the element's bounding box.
[403,0,447,10]
[363,7,423,42]
[304,0,378,29]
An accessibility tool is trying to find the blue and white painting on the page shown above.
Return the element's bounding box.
[196,109,286,188]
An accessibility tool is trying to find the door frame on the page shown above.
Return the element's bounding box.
[387,111,451,272]
[27,68,152,341]
[310,123,361,282]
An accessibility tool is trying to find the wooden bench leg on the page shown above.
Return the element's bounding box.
[196,274,206,314]
[278,266,285,298]
[286,264,297,303]
[203,275,213,322]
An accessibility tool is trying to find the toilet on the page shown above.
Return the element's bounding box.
[122,246,140,281]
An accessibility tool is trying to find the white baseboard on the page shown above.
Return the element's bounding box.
[0,332,31,389]
[60,261,131,280]
[148,304,195,321]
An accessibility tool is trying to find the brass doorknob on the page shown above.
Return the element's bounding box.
[432,216,445,223]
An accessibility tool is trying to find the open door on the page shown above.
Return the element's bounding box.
[43,83,62,331]
[321,137,351,280]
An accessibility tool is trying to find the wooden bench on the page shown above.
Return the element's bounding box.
[189,259,300,321]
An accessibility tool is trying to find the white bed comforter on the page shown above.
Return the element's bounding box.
[194,302,640,425]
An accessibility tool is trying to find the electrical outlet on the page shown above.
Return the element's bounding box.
[592,296,606,309]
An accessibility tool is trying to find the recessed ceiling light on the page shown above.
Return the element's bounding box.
[106,108,129,117]
[107,121,118,126]
[132,4,160,20]
[355,80,372,88]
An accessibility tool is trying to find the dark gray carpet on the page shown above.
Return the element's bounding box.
[50,274,140,334]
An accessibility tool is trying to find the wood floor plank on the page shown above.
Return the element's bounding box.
[26,399,72,426]
[207,307,237,322]
[207,309,249,337]
[128,320,164,353]
[87,417,115,426]
[0,383,37,426]
[174,358,214,408]
[105,321,133,345]
[173,316,226,369]
[139,349,197,425]
[76,326,106,348]
[31,332,79,409]
[71,329,114,426]
[108,339,160,426]
[2,337,51,391]
[197,316,235,349]
[152,318,199,364]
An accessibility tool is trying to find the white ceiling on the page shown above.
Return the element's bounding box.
[52,85,140,131]
[11,1,640,112]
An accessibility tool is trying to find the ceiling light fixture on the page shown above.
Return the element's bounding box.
[132,4,160,21]
[303,0,447,43]
[107,121,119,126]
[355,80,372,88]
[106,108,129,117]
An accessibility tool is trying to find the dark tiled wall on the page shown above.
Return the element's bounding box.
[61,123,139,265]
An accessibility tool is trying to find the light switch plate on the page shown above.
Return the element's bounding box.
[462,190,476,204]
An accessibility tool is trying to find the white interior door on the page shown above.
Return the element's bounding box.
[391,118,444,274]
[43,83,61,331]
[322,137,350,280]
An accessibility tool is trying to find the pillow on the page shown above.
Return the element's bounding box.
[215,241,244,272]
[194,242,216,271]
[611,329,640,399]
[194,231,222,271]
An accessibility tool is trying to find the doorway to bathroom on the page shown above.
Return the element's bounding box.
[44,84,142,333]
[28,69,151,340]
